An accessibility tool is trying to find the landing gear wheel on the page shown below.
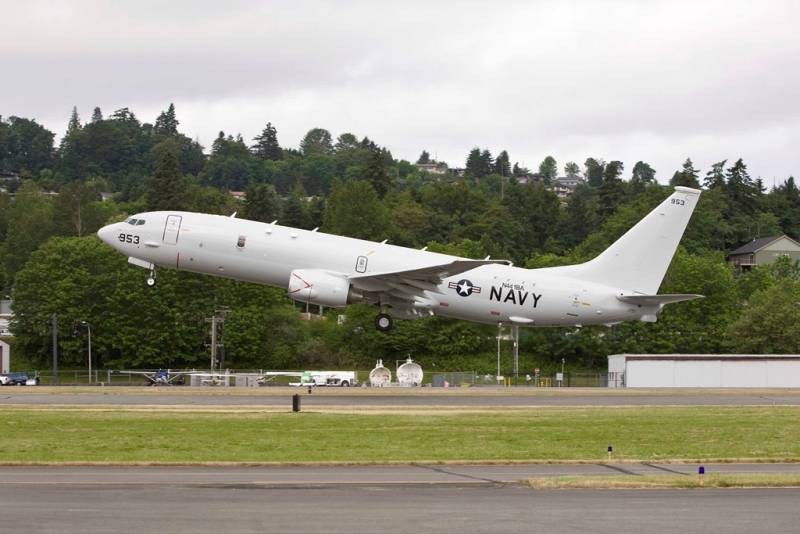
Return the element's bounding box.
[375,313,393,332]
[146,276,156,287]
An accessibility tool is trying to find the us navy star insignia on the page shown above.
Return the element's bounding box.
[448,279,481,297]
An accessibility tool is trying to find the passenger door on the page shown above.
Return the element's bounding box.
[162,215,182,245]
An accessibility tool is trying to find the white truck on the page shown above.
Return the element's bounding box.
[290,371,357,387]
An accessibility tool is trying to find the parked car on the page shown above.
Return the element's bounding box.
[0,372,38,386]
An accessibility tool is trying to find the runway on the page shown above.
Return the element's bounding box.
[0,465,798,534]
[3,387,800,407]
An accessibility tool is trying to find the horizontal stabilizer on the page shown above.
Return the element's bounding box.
[617,294,704,306]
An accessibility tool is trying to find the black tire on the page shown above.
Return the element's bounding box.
[340,381,350,387]
[374,313,393,332]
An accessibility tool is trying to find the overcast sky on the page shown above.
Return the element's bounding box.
[1,0,798,185]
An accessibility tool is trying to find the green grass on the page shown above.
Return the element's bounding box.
[1,406,799,464]
[528,473,800,489]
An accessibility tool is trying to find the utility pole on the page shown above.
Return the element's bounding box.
[512,325,519,383]
[206,308,230,371]
[51,313,58,385]
[82,321,92,384]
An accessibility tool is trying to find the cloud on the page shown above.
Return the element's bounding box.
[1,0,797,181]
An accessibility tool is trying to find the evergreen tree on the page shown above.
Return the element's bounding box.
[494,150,511,176]
[91,107,103,123]
[598,161,625,219]
[242,183,281,223]
[538,155,558,183]
[479,149,494,177]
[417,150,431,164]
[584,158,605,187]
[564,161,581,179]
[512,162,530,177]
[669,158,700,188]
[704,160,727,189]
[59,107,82,155]
[323,179,390,240]
[251,122,282,160]
[154,103,179,136]
[365,149,392,198]
[726,158,759,211]
[465,148,482,178]
[281,185,310,229]
[631,161,656,184]
[146,150,187,211]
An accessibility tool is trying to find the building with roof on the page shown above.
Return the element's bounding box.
[0,300,12,337]
[608,353,800,388]
[0,339,9,373]
[727,235,800,271]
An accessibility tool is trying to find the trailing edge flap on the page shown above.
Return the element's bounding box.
[617,294,704,306]
[349,259,511,297]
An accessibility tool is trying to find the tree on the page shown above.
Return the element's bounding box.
[334,133,359,152]
[538,156,558,183]
[465,148,482,179]
[479,150,493,177]
[146,150,187,211]
[704,160,727,189]
[91,107,103,123]
[417,150,431,164]
[2,181,53,282]
[252,122,282,160]
[300,128,333,156]
[323,179,390,240]
[512,162,530,177]
[726,279,800,353]
[52,181,104,237]
[726,158,759,211]
[564,161,581,179]
[242,183,281,223]
[669,158,700,188]
[58,107,82,157]
[1,116,54,174]
[154,103,179,136]
[281,186,310,229]
[494,150,511,177]
[597,161,625,219]
[364,149,392,198]
[631,161,656,184]
[584,158,605,187]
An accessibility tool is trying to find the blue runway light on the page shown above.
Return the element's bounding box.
[698,466,705,475]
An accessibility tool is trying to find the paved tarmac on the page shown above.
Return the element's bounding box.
[0,466,798,534]
[3,390,800,407]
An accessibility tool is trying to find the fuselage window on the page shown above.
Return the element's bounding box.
[237,235,247,248]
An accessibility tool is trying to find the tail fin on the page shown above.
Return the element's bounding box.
[547,187,701,294]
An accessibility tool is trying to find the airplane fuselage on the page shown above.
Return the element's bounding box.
[99,211,656,327]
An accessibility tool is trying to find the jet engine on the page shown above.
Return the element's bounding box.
[286,269,353,307]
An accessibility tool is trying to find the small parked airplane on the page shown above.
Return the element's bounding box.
[98,186,702,331]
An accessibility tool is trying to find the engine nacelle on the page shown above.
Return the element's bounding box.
[287,269,351,308]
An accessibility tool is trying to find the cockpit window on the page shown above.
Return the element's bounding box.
[127,218,138,225]
[135,219,146,226]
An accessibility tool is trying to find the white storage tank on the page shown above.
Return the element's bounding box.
[397,358,423,386]
[369,360,392,387]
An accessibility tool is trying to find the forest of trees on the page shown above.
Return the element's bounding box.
[1,104,799,373]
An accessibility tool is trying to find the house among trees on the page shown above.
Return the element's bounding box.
[552,176,585,200]
[414,162,448,175]
[727,235,800,271]
[0,299,13,336]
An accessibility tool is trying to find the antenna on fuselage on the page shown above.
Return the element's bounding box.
[230,212,237,218]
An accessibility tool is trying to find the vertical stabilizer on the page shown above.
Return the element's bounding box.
[546,187,701,294]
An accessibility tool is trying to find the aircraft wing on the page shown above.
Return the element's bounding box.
[348,259,510,305]
[617,294,703,306]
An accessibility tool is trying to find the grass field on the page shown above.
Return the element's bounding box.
[1,406,799,464]
[528,473,800,489]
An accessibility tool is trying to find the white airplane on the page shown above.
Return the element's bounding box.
[98,186,703,331]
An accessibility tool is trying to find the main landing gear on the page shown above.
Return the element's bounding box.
[374,313,393,332]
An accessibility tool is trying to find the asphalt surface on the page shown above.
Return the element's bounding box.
[3,391,800,406]
[0,466,798,534]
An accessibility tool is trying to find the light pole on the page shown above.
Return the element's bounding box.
[81,321,92,384]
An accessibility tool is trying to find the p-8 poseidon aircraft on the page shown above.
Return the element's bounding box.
[98,186,702,331]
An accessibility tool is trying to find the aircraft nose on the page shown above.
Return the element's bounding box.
[97,223,117,245]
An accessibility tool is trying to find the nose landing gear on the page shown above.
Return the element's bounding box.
[146,268,157,287]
